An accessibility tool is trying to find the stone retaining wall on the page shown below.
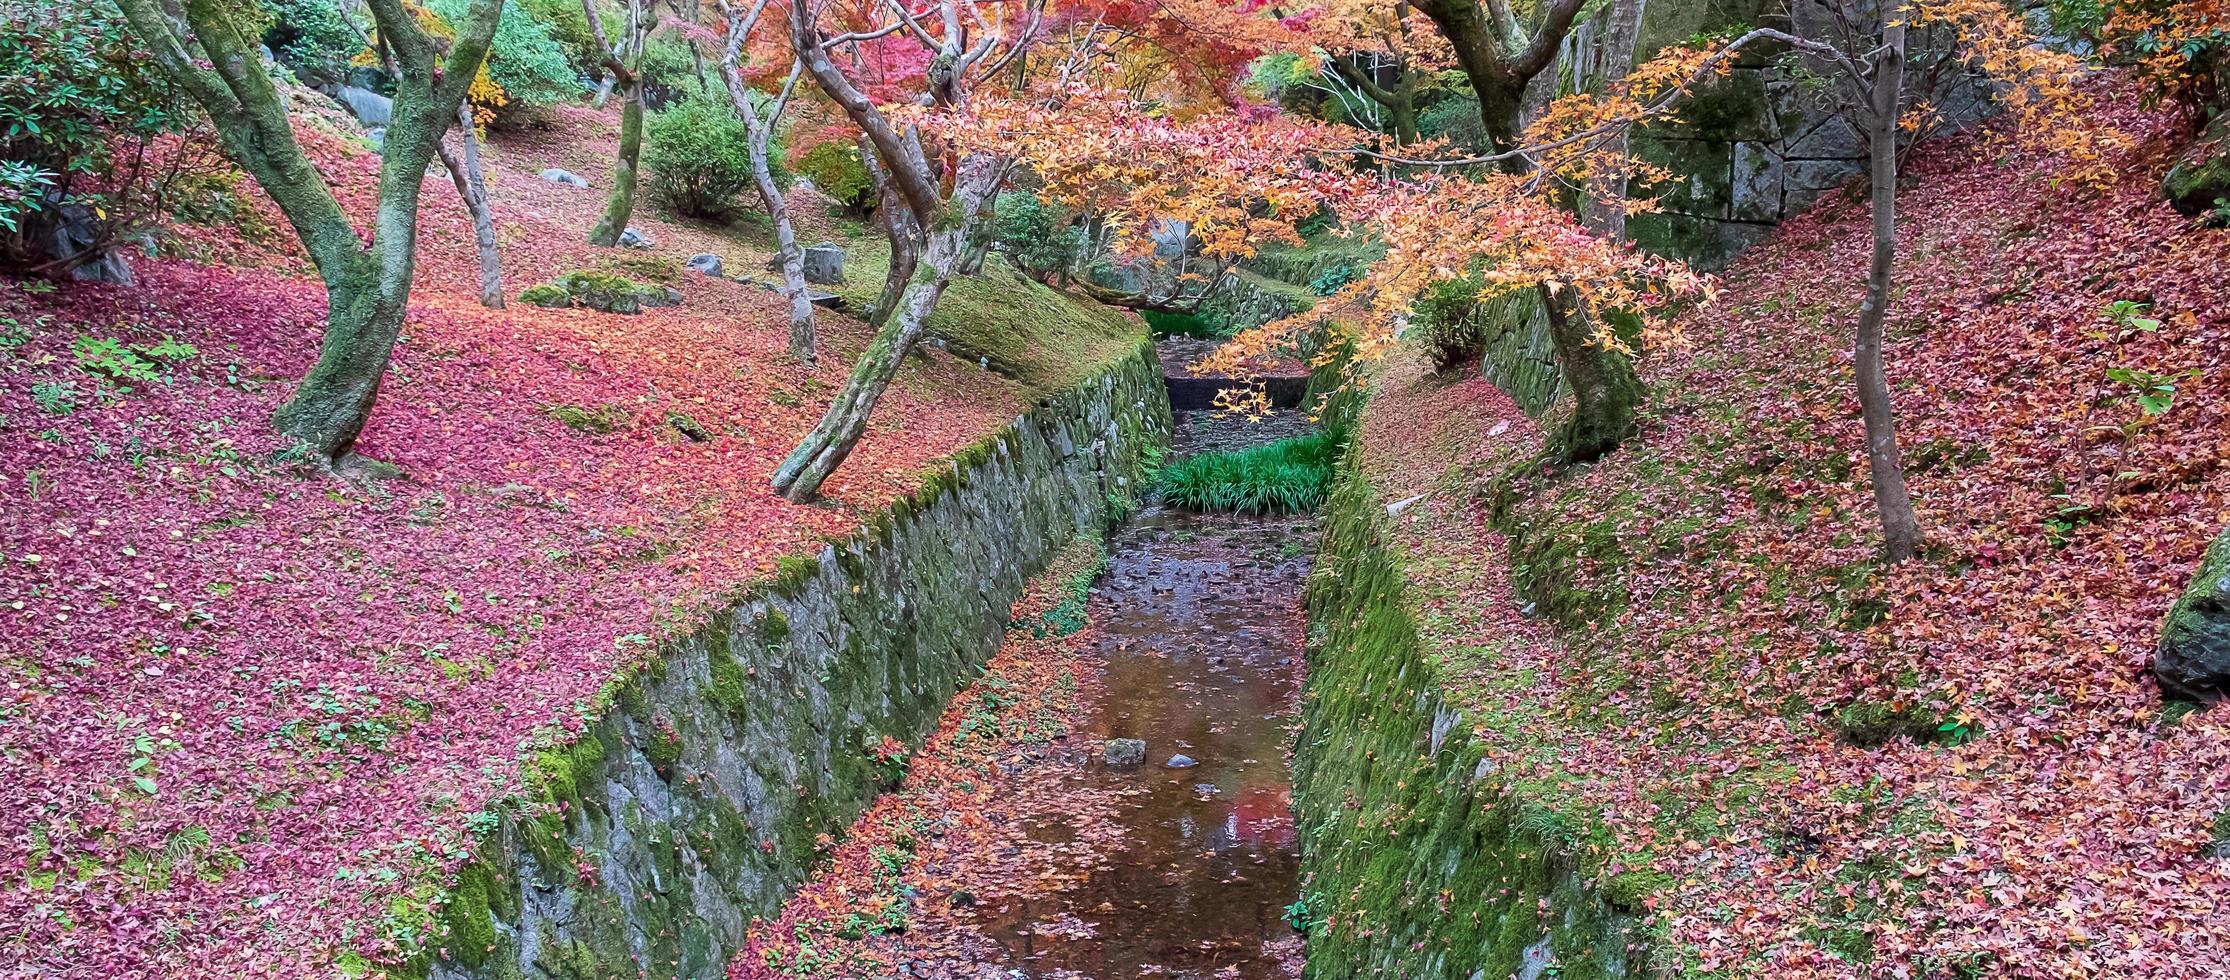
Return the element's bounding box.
[1293,458,1657,980]
[416,341,1172,980]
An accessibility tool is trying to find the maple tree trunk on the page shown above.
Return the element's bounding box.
[719,39,814,365]
[861,138,920,328]
[751,142,815,364]
[116,0,498,468]
[439,104,504,308]
[589,83,643,247]
[1540,284,1643,464]
[772,159,999,502]
[1856,18,1922,562]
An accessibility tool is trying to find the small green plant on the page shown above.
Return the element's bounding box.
[1308,260,1360,296]
[2042,494,2095,547]
[1282,896,1315,932]
[1158,432,1341,514]
[2101,299,2162,335]
[1139,307,1235,340]
[72,334,196,385]
[2105,366,2196,417]
[29,380,76,414]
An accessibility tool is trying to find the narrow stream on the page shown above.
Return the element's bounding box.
[981,393,1318,979]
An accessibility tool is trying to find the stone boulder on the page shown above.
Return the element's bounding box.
[617,227,655,250]
[539,168,591,189]
[2159,526,2230,702]
[46,203,133,286]
[519,270,680,315]
[2164,135,2230,218]
[1102,738,1146,767]
[685,253,724,278]
[802,243,846,284]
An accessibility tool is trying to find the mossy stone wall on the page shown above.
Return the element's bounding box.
[1292,460,1657,980]
[1469,290,1564,419]
[422,341,1171,980]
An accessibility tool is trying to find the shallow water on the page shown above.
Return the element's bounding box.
[978,482,1316,978]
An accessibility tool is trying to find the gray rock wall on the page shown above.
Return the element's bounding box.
[1614,0,1991,269]
[1470,291,1566,419]
[415,341,1171,980]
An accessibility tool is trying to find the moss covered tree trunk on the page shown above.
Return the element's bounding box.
[1412,0,1646,462]
[1540,285,1643,463]
[117,0,501,468]
[771,159,999,502]
[860,134,921,329]
[589,79,644,247]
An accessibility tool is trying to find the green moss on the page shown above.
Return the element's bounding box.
[641,718,684,773]
[664,410,713,443]
[830,249,1142,396]
[770,554,819,597]
[761,607,791,645]
[519,283,572,308]
[2164,138,2230,215]
[439,860,503,969]
[525,729,609,806]
[1296,459,1661,979]
[542,403,629,435]
[705,640,751,722]
[1831,701,1942,748]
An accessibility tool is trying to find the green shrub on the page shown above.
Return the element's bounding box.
[795,139,873,213]
[992,191,1082,277]
[516,0,598,75]
[0,2,197,271]
[1418,94,1492,152]
[1410,278,1485,371]
[644,99,771,220]
[426,0,579,115]
[257,0,364,86]
[1158,432,1341,513]
[638,36,709,104]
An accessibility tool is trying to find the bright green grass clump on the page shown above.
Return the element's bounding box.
[1157,432,1340,513]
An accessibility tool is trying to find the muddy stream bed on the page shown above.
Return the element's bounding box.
[754,351,1318,980]
[978,488,1316,979]
[964,382,1320,979]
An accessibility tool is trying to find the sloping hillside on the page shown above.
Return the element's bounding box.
[1308,92,2229,976]
[0,105,1140,976]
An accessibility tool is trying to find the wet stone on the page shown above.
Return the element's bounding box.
[1166,754,1198,768]
[1103,738,1147,767]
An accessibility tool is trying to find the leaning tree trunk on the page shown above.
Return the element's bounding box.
[275,100,457,461]
[1540,284,1645,464]
[771,158,999,502]
[860,135,920,328]
[589,79,643,247]
[1855,17,1922,562]
[439,103,504,307]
